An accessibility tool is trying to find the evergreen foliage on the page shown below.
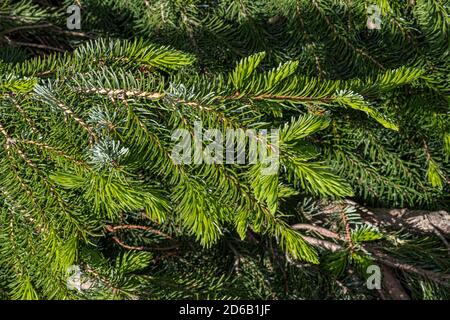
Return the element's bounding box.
[0,0,448,299]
